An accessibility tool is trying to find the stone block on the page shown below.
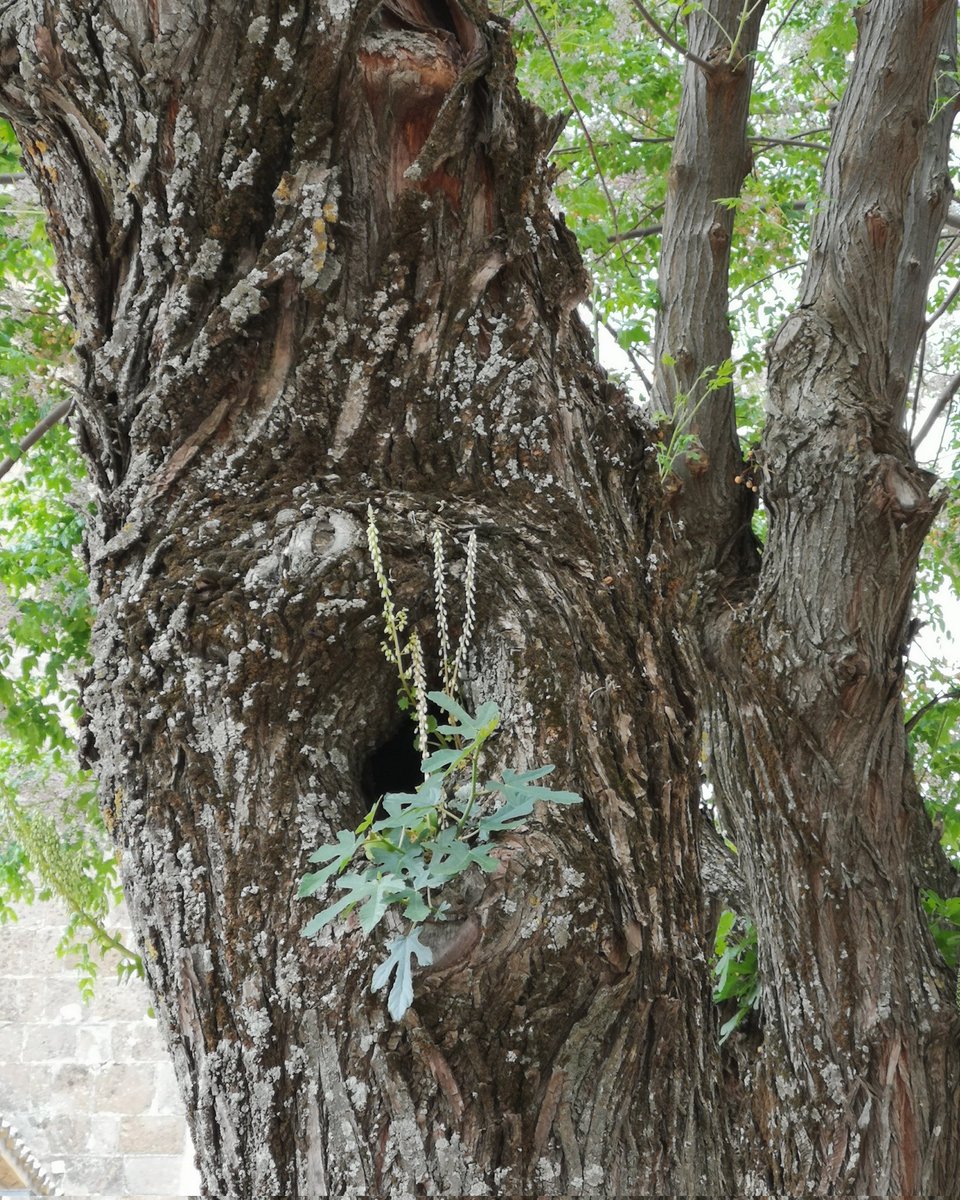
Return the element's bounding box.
[123,1154,191,1195]
[59,1151,125,1196]
[77,974,153,1023]
[5,921,69,963]
[51,999,84,1024]
[40,977,87,1023]
[52,1061,97,1108]
[112,1019,169,1064]
[0,1062,58,1117]
[119,1114,187,1155]
[95,1062,158,1115]
[22,1023,78,1062]
[153,1060,185,1114]
[89,1113,120,1154]
[76,1022,113,1065]
[37,1111,92,1154]
[0,1020,24,1060]
[0,976,39,1022]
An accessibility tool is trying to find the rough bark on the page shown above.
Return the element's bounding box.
[654,0,960,1192]
[5,0,960,1193]
[1,1,729,1194]
[651,0,765,572]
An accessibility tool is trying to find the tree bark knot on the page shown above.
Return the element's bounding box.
[872,455,939,525]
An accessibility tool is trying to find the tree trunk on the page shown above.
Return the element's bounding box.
[653,0,960,1192]
[4,0,960,1193]
[0,1,730,1193]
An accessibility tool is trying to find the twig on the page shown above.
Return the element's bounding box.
[583,295,653,395]
[630,0,716,72]
[749,134,829,152]
[905,688,960,734]
[725,0,765,64]
[908,331,926,442]
[0,396,74,482]
[934,231,960,274]
[522,1,629,258]
[730,261,802,302]
[762,0,803,57]
[912,370,960,450]
[607,223,663,245]
[925,275,960,332]
[932,393,955,467]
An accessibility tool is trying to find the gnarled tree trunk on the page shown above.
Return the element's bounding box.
[0,1,729,1194]
[3,0,960,1194]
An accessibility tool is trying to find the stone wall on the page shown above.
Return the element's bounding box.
[0,895,200,1198]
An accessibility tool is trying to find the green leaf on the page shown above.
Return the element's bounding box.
[421,747,463,774]
[304,828,361,869]
[714,909,736,955]
[357,874,408,934]
[301,892,356,939]
[478,766,582,839]
[427,691,500,740]
[301,869,402,937]
[371,928,434,1020]
[426,690,474,726]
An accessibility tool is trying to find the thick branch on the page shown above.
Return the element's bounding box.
[798,0,956,426]
[651,0,766,573]
[888,18,958,427]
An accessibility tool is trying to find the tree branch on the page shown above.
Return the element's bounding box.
[750,134,828,151]
[608,222,663,244]
[650,0,767,571]
[523,0,628,251]
[888,15,958,427]
[630,0,717,72]
[911,370,960,450]
[905,688,960,735]
[0,396,74,482]
[797,0,955,419]
[583,295,653,395]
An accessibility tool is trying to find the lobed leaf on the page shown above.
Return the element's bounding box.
[371,928,434,1019]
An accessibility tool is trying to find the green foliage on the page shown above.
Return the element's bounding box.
[0,118,137,994]
[301,692,580,1019]
[652,356,734,477]
[910,691,960,861]
[0,754,140,998]
[511,1,855,400]
[921,889,960,970]
[712,909,760,1043]
[513,4,960,953]
[920,889,960,1015]
[907,473,960,863]
[301,518,582,1019]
